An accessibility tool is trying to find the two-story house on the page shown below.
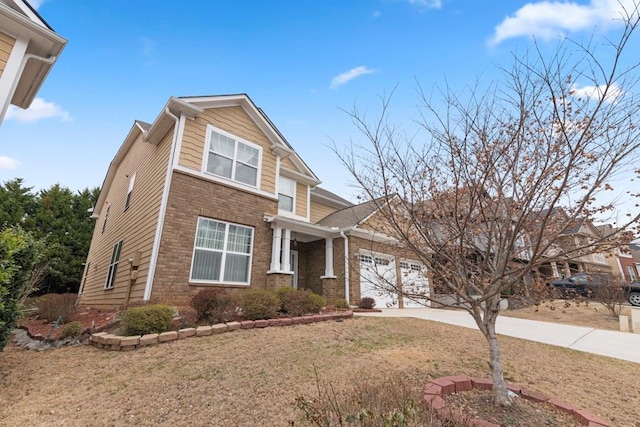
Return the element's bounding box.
[0,0,66,124]
[534,209,613,280]
[78,94,431,308]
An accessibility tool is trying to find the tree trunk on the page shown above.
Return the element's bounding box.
[485,314,511,406]
[472,294,512,406]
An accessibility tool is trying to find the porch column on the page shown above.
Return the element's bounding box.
[563,262,571,277]
[550,261,559,278]
[270,226,282,271]
[322,237,336,278]
[282,229,291,272]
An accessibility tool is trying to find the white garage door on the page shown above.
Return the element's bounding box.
[400,259,430,307]
[359,252,399,308]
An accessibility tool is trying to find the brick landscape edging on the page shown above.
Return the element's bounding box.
[423,375,610,427]
[88,310,353,351]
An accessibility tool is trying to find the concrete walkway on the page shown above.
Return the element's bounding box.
[356,308,640,364]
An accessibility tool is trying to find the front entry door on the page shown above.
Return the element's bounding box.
[290,250,299,288]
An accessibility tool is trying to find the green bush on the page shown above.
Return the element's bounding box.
[334,298,350,310]
[0,226,49,351]
[58,321,83,339]
[35,293,78,323]
[280,289,324,316]
[121,304,174,336]
[241,289,279,320]
[190,289,236,323]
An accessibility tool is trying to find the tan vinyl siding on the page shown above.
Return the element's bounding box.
[79,129,174,307]
[280,156,296,170]
[178,106,277,194]
[295,182,308,218]
[0,31,16,77]
[310,200,340,224]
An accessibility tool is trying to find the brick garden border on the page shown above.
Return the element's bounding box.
[89,310,353,351]
[423,375,610,427]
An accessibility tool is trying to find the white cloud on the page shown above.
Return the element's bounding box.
[490,0,636,45]
[572,82,623,103]
[5,98,71,123]
[407,0,442,9]
[0,156,20,169]
[330,66,376,89]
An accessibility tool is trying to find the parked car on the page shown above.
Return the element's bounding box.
[621,281,640,307]
[548,273,613,298]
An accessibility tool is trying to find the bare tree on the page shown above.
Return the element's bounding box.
[338,5,640,406]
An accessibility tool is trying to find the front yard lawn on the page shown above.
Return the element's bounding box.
[1,317,637,426]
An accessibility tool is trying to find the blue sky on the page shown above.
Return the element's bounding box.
[0,0,638,216]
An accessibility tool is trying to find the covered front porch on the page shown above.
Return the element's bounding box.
[264,215,349,303]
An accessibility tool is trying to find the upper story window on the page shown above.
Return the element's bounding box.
[124,173,136,211]
[205,128,261,187]
[101,204,110,233]
[278,176,296,213]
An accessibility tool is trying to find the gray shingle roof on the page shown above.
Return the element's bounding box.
[317,197,384,228]
[311,187,353,207]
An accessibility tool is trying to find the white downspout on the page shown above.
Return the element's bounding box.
[143,107,181,301]
[340,231,350,305]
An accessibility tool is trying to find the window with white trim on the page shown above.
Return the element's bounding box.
[190,218,253,284]
[205,129,260,187]
[278,176,295,213]
[124,173,136,211]
[592,252,606,263]
[101,204,110,233]
[105,240,123,289]
[627,266,637,281]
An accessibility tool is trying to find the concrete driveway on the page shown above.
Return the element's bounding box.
[356,308,640,364]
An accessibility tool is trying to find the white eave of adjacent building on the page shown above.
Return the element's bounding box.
[0,0,66,114]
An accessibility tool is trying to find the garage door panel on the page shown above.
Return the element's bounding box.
[359,253,398,308]
[400,260,430,308]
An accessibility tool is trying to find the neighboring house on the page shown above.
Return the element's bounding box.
[534,209,612,280]
[78,94,430,308]
[597,224,640,282]
[0,0,65,124]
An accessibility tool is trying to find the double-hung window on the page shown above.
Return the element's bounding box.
[278,176,295,213]
[124,173,136,211]
[191,218,253,284]
[105,240,123,289]
[205,129,260,187]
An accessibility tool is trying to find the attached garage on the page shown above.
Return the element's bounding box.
[358,251,430,308]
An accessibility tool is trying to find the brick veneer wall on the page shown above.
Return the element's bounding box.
[151,170,278,304]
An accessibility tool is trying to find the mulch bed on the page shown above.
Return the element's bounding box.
[17,307,118,340]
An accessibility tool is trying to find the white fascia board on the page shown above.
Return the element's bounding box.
[271,215,352,238]
[91,124,143,218]
[144,97,203,144]
[280,166,321,187]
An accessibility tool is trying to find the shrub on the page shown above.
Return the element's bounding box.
[121,304,174,336]
[58,321,83,339]
[190,289,236,323]
[35,293,77,323]
[334,298,350,310]
[294,371,447,427]
[177,306,199,328]
[240,289,279,320]
[358,297,376,309]
[280,289,324,316]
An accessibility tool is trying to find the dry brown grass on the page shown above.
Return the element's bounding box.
[1,317,638,426]
[502,299,634,331]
